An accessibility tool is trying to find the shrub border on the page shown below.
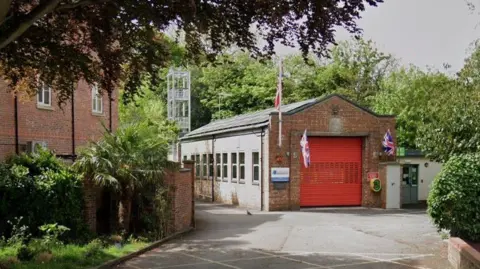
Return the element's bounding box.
[92,227,194,269]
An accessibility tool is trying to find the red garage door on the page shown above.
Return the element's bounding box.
[300,137,362,207]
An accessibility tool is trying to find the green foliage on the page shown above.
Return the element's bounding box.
[0,149,87,242]
[16,245,34,262]
[372,67,457,149]
[427,154,480,241]
[413,42,480,162]
[6,217,31,246]
[189,38,396,121]
[133,182,172,241]
[36,224,70,251]
[1,0,382,105]
[74,124,170,233]
[84,239,103,258]
[1,240,148,269]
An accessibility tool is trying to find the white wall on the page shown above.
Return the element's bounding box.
[262,130,269,211]
[181,129,266,210]
[398,157,443,201]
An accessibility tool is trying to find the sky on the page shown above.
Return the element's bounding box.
[277,0,480,73]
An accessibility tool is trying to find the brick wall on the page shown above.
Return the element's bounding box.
[0,79,118,160]
[166,162,195,233]
[268,95,396,210]
[84,161,195,234]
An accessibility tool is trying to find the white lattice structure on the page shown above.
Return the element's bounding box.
[167,68,191,162]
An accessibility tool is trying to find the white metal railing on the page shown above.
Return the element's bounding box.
[175,117,190,130]
[168,89,189,100]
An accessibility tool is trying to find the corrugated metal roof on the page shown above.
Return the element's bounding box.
[182,98,317,139]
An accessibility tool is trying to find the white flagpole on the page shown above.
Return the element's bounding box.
[278,57,283,148]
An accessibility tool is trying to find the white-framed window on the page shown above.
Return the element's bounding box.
[222,153,228,182]
[208,153,214,179]
[37,82,52,107]
[195,154,200,179]
[91,84,103,114]
[239,152,245,183]
[216,153,221,181]
[252,152,260,184]
[231,152,238,183]
[202,154,207,179]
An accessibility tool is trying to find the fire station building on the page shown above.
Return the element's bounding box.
[180,94,397,211]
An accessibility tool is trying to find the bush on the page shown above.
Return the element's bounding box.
[428,153,480,242]
[0,149,87,242]
[16,245,34,261]
[84,239,104,258]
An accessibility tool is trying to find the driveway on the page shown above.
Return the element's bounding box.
[117,202,451,269]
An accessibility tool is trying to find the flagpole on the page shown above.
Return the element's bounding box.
[278,57,283,148]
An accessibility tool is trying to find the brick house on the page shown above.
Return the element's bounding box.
[180,94,396,211]
[0,79,118,161]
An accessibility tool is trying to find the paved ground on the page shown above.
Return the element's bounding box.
[117,202,451,269]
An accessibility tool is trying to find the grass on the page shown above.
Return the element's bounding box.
[0,242,148,269]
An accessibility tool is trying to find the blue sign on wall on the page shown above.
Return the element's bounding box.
[271,168,290,182]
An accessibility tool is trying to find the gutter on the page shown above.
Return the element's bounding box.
[181,122,269,141]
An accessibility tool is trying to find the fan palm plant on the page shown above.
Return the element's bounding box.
[74,123,169,233]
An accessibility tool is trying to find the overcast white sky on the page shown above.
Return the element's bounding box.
[277,0,480,73]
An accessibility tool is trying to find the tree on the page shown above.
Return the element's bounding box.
[188,38,395,120]
[412,43,480,162]
[372,67,456,149]
[428,153,480,241]
[0,0,383,104]
[74,124,169,233]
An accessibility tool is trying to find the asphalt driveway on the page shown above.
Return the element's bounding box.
[117,202,451,269]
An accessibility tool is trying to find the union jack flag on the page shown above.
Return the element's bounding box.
[300,129,310,168]
[382,129,395,156]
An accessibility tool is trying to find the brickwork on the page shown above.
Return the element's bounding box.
[0,79,118,160]
[449,238,480,269]
[84,161,195,234]
[268,95,396,210]
[164,162,195,233]
[83,180,98,233]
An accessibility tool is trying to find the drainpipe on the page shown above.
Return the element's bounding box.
[108,92,113,132]
[260,127,265,211]
[71,90,76,160]
[14,94,19,154]
[211,135,215,202]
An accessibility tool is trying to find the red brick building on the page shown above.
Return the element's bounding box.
[180,94,396,211]
[0,79,118,161]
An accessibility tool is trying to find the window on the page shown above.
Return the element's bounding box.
[202,154,207,179]
[239,152,245,183]
[190,155,194,161]
[37,83,51,107]
[222,153,228,182]
[92,84,103,114]
[183,155,187,161]
[231,153,238,182]
[195,155,200,178]
[216,153,221,181]
[252,152,260,184]
[208,154,214,178]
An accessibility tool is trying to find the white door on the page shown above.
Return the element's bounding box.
[386,164,401,209]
